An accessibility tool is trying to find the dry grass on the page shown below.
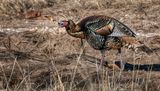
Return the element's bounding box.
[1,0,160,14]
[0,0,159,91]
[0,0,56,14]
[0,29,159,91]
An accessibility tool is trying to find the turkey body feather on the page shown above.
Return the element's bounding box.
[77,15,135,51]
[78,15,136,38]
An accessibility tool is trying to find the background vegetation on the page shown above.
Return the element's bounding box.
[0,0,159,91]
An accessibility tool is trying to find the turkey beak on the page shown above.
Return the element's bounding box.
[58,22,65,28]
[58,22,62,27]
[58,21,68,28]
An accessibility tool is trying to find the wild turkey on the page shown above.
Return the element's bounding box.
[57,15,152,68]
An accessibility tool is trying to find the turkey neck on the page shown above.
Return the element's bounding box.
[66,24,85,39]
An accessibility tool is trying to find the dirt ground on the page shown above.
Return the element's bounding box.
[0,0,160,91]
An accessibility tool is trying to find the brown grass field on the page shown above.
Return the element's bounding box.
[0,0,160,91]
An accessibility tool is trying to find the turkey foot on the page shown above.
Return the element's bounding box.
[102,61,120,69]
[107,63,121,69]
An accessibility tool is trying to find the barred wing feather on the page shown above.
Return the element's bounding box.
[85,18,111,32]
[108,19,136,37]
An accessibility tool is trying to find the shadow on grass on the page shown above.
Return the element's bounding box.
[114,61,160,71]
[66,53,160,72]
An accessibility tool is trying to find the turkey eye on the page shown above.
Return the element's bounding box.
[58,22,64,27]
[60,22,64,26]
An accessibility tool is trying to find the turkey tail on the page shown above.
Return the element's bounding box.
[120,37,152,54]
[136,45,153,54]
